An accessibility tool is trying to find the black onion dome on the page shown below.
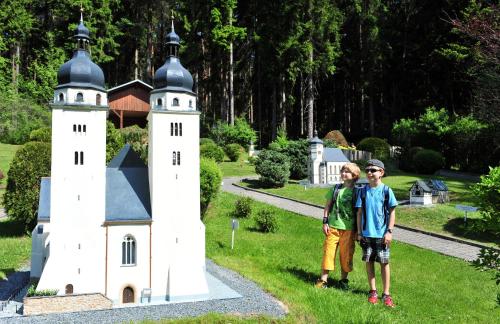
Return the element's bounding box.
[56,50,105,91]
[55,14,105,91]
[165,29,180,45]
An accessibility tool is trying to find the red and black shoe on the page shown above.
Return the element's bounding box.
[368,290,378,304]
[382,293,395,308]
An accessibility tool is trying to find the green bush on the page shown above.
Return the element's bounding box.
[254,149,290,188]
[323,139,338,148]
[200,138,216,146]
[357,137,391,160]
[0,169,4,185]
[4,142,51,232]
[472,166,500,235]
[281,139,309,180]
[106,121,125,163]
[472,247,500,305]
[200,157,222,217]
[413,149,444,174]
[27,285,58,297]
[119,125,148,163]
[210,118,257,148]
[29,127,51,142]
[399,146,424,171]
[200,142,225,163]
[225,143,243,162]
[255,208,279,233]
[324,130,349,147]
[233,196,253,218]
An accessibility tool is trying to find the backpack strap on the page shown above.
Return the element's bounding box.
[361,184,368,231]
[329,183,343,214]
[383,185,390,226]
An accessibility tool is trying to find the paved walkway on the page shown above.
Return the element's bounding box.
[222,177,482,262]
[0,208,6,220]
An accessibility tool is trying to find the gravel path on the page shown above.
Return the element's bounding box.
[0,260,286,323]
[222,177,483,262]
[0,209,6,220]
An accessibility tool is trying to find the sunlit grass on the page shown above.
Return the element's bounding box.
[0,218,31,280]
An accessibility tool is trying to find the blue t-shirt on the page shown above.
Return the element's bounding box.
[355,184,398,238]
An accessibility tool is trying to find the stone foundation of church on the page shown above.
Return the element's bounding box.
[23,293,113,315]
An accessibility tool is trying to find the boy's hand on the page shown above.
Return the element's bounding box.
[357,234,363,242]
[383,232,393,246]
[323,224,329,236]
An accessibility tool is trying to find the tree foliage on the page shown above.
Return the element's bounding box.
[254,149,290,188]
[200,157,223,217]
[472,166,500,236]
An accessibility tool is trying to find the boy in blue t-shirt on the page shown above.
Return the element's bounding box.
[356,159,398,308]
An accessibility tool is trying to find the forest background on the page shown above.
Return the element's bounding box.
[0,0,498,172]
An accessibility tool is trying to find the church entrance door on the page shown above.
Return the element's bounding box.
[123,286,134,303]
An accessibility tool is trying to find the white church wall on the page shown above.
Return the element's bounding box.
[106,225,150,304]
[53,88,108,106]
[150,92,196,112]
[30,223,50,279]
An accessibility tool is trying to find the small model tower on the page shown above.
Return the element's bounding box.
[148,19,208,301]
[308,130,324,184]
[34,11,108,294]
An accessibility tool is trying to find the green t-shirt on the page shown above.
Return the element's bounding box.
[325,187,354,230]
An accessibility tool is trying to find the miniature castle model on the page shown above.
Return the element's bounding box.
[31,15,208,304]
[308,131,350,185]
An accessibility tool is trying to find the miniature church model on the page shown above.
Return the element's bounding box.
[308,131,350,185]
[31,15,208,304]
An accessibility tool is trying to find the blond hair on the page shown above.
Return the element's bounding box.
[341,163,361,181]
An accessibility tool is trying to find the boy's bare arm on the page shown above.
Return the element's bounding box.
[323,200,332,218]
[384,208,396,245]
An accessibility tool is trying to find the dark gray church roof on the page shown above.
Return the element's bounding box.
[36,145,151,223]
[323,148,350,163]
[37,177,51,221]
[412,180,432,192]
[105,144,151,222]
[56,16,105,91]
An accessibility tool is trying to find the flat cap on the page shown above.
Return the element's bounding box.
[366,159,385,170]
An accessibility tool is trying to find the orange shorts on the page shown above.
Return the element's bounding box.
[321,227,356,272]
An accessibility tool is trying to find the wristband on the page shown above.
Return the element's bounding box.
[322,217,329,224]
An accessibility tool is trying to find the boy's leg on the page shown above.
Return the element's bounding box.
[318,228,340,284]
[381,263,390,295]
[366,262,376,291]
[338,230,355,280]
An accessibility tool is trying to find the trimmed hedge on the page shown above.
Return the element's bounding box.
[254,149,290,188]
[200,142,225,163]
[29,127,51,143]
[225,143,243,162]
[357,137,391,160]
[200,157,223,217]
[233,196,253,218]
[255,209,279,233]
[413,149,444,174]
[4,142,51,232]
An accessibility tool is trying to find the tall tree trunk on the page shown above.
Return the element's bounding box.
[359,19,365,133]
[300,75,304,136]
[134,48,139,79]
[11,43,20,91]
[228,7,235,125]
[279,74,286,131]
[257,50,262,146]
[307,48,314,138]
[271,84,277,140]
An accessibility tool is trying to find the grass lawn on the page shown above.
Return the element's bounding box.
[239,171,499,246]
[0,142,22,208]
[202,192,499,323]
[0,218,31,280]
[219,153,256,177]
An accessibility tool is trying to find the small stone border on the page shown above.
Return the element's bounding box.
[233,180,499,253]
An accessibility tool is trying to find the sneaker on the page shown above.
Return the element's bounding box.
[368,290,378,304]
[315,279,327,289]
[338,278,349,290]
[382,294,395,308]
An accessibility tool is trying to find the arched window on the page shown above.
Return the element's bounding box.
[122,235,136,265]
[83,125,86,133]
[96,94,101,106]
[78,125,81,132]
[189,100,192,108]
[177,151,181,165]
[172,98,179,106]
[65,284,73,294]
[175,123,178,136]
[59,93,64,102]
[157,98,162,107]
[76,92,84,102]
[170,123,174,136]
[172,151,177,165]
[80,152,84,165]
[123,287,134,303]
[73,124,77,132]
[74,151,79,165]
[179,123,182,136]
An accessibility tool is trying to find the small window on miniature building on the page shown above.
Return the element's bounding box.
[73,124,77,132]
[157,98,163,107]
[74,151,79,165]
[80,151,84,165]
[76,92,84,102]
[122,235,136,265]
[172,98,179,106]
[65,284,73,294]
[78,125,81,132]
[96,94,101,106]
[177,151,180,165]
[59,93,64,102]
[83,125,86,133]
[179,123,182,136]
[175,123,178,136]
[189,100,192,108]
[170,123,174,136]
[172,151,177,165]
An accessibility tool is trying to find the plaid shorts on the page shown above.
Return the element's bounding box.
[360,237,390,264]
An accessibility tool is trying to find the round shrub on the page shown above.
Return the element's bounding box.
[200,143,225,163]
[413,149,444,174]
[472,166,500,235]
[200,157,223,217]
[225,143,243,162]
[233,196,253,218]
[281,139,309,180]
[357,137,391,160]
[324,130,349,147]
[4,142,51,232]
[200,138,215,146]
[254,149,290,188]
[29,127,51,142]
[255,209,279,233]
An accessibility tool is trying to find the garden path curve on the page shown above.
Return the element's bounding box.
[222,177,482,262]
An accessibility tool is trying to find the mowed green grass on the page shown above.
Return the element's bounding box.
[203,192,499,323]
[219,152,256,177]
[0,142,22,208]
[239,172,498,245]
[0,219,31,280]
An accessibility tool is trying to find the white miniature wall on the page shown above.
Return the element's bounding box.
[410,192,433,205]
[53,88,108,106]
[150,92,196,112]
[30,223,50,278]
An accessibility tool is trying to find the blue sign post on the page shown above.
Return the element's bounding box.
[455,205,478,225]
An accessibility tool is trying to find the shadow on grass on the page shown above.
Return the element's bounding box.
[241,178,264,189]
[284,266,366,295]
[0,218,26,238]
[443,218,500,245]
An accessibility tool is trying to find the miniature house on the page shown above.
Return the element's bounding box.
[428,179,449,203]
[409,179,449,205]
[308,131,350,185]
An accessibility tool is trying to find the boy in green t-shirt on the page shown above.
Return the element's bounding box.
[315,162,361,289]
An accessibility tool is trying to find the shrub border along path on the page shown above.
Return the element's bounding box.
[222,177,491,261]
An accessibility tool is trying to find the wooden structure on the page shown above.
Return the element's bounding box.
[108,80,152,128]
